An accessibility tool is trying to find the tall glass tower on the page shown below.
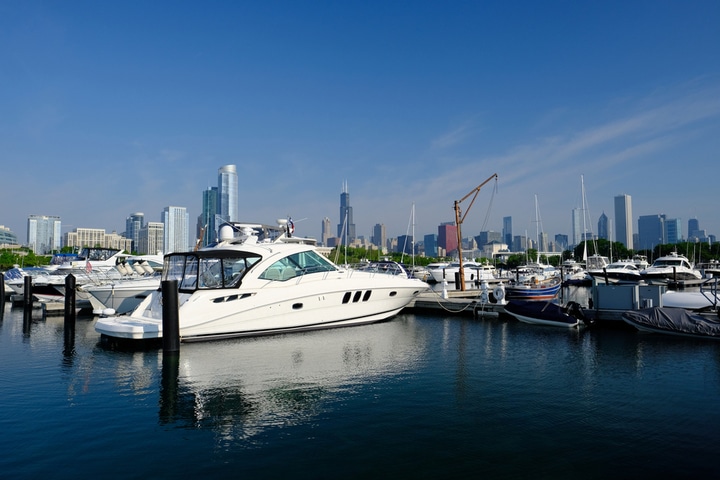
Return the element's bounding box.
[27,215,61,254]
[201,187,218,246]
[125,212,144,253]
[614,194,633,250]
[218,165,238,223]
[502,216,513,251]
[162,206,189,253]
[337,181,356,244]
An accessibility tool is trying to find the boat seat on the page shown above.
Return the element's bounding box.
[281,267,296,280]
[263,269,281,280]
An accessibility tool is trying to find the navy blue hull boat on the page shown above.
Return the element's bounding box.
[504,300,588,328]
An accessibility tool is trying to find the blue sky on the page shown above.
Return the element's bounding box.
[2,1,719,247]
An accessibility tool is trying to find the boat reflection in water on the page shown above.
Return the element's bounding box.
[157,316,426,434]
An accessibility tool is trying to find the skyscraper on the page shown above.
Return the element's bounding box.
[688,218,700,238]
[438,222,457,255]
[162,206,189,253]
[201,186,218,246]
[502,216,513,251]
[372,223,386,250]
[218,165,238,223]
[337,181,356,244]
[27,215,61,254]
[139,222,164,255]
[424,233,438,257]
[597,212,608,240]
[321,217,332,246]
[638,214,664,250]
[125,212,144,252]
[614,194,633,250]
[665,218,682,244]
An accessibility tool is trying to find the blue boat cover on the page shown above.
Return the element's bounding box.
[622,307,720,337]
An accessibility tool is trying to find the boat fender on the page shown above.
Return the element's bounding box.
[493,285,505,302]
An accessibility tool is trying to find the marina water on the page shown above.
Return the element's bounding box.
[2,290,720,478]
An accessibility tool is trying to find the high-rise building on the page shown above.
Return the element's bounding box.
[638,214,664,250]
[0,225,18,246]
[139,222,164,255]
[201,186,218,246]
[502,216,513,251]
[397,235,414,255]
[372,224,386,249]
[688,218,700,238]
[597,212,608,240]
[665,218,682,244]
[614,194,633,250]
[554,234,568,251]
[424,234,438,257]
[27,215,61,254]
[125,212,144,253]
[513,235,528,252]
[337,181,356,244]
[218,165,238,223]
[438,222,457,255]
[475,231,502,248]
[162,206,189,253]
[321,217,332,246]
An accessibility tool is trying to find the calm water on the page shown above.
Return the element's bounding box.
[2,296,720,479]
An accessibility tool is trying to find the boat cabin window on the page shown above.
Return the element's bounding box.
[164,253,261,291]
[259,250,336,282]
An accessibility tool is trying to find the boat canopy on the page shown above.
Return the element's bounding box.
[164,250,263,292]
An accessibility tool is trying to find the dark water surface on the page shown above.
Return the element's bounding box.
[2,299,720,479]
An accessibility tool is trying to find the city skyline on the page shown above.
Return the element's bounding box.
[4,174,717,253]
[2,2,719,244]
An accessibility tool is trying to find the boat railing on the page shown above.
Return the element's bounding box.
[699,276,720,309]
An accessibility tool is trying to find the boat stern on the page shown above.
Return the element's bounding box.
[94,315,162,340]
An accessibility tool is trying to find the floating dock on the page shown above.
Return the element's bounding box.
[408,282,674,325]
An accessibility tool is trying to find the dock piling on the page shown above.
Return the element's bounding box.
[23,276,33,312]
[161,280,180,354]
[64,274,76,326]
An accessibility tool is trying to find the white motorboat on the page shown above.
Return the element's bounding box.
[585,254,611,278]
[587,259,642,284]
[640,252,703,283]
[511,261,559,285]
[77,254,164,313]
[79,275,161,314]
[427,261,496,284]
[95,220,428,341]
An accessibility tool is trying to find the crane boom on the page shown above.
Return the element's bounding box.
[454,173,498,291]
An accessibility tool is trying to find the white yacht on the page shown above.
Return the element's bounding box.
[640,252,703,283]
[95,220,428,342]
[427,261,496,284]
[587,259,642,284]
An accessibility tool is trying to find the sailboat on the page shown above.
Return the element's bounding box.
[504,195,561,301]
[578,175,609,279]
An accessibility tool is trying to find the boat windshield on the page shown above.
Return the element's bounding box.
[164,252,262,291]
[259,250,337,281]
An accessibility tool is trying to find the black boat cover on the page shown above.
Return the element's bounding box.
[622,307,720,337]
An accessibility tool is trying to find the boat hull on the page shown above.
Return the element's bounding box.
[504,282,561,301]
[95,274,426,341]
[504,300,583,327]
[622,307,720,339]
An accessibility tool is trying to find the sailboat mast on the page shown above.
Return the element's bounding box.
[581,175,587,261]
